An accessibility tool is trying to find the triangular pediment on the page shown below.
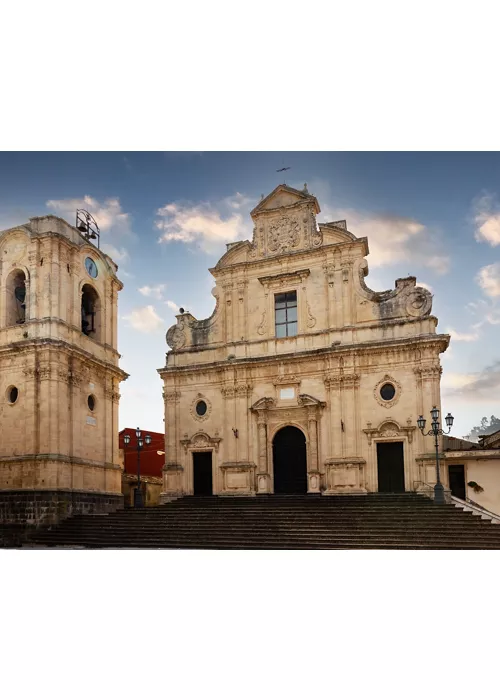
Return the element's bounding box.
[251,185,320,217]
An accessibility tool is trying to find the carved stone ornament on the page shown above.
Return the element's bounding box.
[180,431,221,453]
[257,310,267,336]
[373,374,402,408]
[190,393,212,422]
[405,289,432,318]
[306,301,316,328]
[363,419,416,446]
[166,324,186,350]
[267,216,301,253]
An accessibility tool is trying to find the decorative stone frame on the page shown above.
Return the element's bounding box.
[257,269,311,340]
[363,418,417,493]
[323,457,367,495]
[179,430,222,495]
[251,393,325,494]
[373,374,402,409]
[190,393,212,422]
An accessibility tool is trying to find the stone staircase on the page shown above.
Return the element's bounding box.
[22,493,500,549]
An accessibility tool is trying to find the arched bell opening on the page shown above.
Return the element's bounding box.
[81,284,101,341]
[6,269,27,326]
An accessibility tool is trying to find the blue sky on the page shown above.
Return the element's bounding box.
[1,151,499,439]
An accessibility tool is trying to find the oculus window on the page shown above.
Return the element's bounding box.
[275,291,297,338]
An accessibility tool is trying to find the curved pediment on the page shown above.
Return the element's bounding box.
[213,240,251,270]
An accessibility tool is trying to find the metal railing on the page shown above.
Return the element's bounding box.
[450,495,500,524]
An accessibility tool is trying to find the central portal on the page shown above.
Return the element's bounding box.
[273,426,307,494]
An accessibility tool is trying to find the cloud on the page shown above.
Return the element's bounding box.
[477,262,500,298]
[467,298,500,328]
[442,361,500,401]
[319,204,450,274]
[165,300,180,313]
[122,305,164,333]
[418,282,433,292]
[138,284,166,300]
[101,243,130,264]
[46,195,134,238]
[473,193,500,246]
[441,373,478,390]
[156,192,254,253]
[446,327,479,342]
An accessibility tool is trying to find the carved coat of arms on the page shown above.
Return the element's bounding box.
[267,216,301,253]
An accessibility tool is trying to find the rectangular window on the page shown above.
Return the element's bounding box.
[275,291,297,338]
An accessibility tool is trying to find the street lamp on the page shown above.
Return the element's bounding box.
[417,407,454,505]
[123,427,152,508]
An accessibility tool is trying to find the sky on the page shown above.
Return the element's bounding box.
[0,151,499,439]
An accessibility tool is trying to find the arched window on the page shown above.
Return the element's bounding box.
[6,269,27,326]
[81,284,101,341]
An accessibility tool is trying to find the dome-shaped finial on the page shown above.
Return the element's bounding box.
[261,194,264,200]
[303,183,309,194]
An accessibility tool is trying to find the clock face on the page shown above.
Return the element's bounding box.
[85,257,98,279]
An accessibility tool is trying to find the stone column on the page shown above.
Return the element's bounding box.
[256,410,270,493]
[307,406,321,493]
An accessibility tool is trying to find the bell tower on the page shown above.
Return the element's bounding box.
[0,214,128,528]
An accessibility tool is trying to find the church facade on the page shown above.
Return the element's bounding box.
[159,185,449,498]
[0,215,127,525]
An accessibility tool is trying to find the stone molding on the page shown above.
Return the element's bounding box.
[363,418,416,446]
[180,431,221,453]
[373,374,402,408]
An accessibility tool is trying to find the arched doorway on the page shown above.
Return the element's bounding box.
[273,426,307,494]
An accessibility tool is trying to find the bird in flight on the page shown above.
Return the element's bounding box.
[276,166,291,172]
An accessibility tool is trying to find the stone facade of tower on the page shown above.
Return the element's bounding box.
[0,215,127,526]
[159,185,449,499]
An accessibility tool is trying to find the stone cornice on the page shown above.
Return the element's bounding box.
[158,334,448,377]
[0,338,128,381]
[258,269,310,288]
[0,454,122,469]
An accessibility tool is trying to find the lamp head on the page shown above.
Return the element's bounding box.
[445,412,454,428]
[145,434,152,445]
[135,427,141,438]
[417,415,426,431]
[123,434,131,446]
[430,406,440,421]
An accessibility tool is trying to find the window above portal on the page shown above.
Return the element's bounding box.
[275,291,297,338]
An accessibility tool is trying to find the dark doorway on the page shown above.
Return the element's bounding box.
[448,465,466,500]
[377,442,405,493]
[193,452,213,495]
[273,426,307,494]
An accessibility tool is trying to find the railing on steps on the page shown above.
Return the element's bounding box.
[450,496,500,524]
[413,481,452,503]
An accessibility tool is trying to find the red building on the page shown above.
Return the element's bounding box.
[119,428,165,478]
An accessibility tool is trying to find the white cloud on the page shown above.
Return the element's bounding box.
[446,327,479,342]
[122,305,164,333]
[138,284,166,300]
[441,373,477,390]
[473,193,500,246]
[101,243,129,264]
[156,192,253,253]
[467,298,500,326]
[46,195,134,238]
[477,262,500,298]
[418,281,433,292]
[320,204,450,274]
[165,300,180,313]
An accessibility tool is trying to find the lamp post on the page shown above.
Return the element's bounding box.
[417,407,454,505]
[123,427,152,508]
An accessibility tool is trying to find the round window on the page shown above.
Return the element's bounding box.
[88,394,96,411]
[196,400,207,416]
[8,386,18,404]
[380,383,396,401]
